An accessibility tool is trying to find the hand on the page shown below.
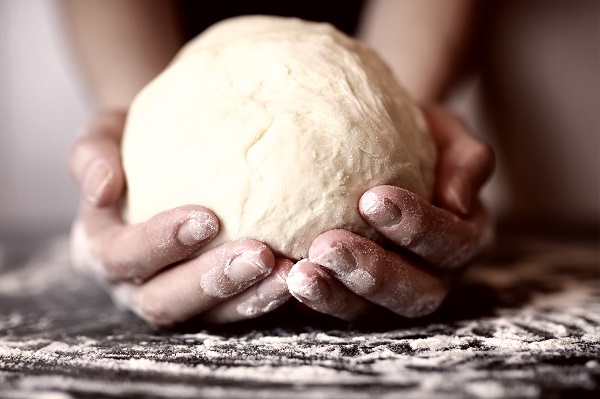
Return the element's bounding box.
[287,105,495,321]
[68,110,292,327]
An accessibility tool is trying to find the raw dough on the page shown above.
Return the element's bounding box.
[122,15,436,260]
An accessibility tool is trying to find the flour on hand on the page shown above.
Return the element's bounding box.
[122,15,436,260]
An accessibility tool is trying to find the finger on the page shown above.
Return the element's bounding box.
[201,258,293,324]
[68,110,127,206]
[309,230,448,318]
[423,105,495,216]
[71,204,219,282]
[287,259,374,322]
[359,185,493,269]
[117,239,275,327]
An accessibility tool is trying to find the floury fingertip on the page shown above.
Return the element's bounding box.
[225,253,270,283]
[360,192,403,228]
[176,215,218,246]
[314,244,357,277]
[287,261,330,302]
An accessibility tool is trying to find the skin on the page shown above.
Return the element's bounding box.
[69,111,294,327]
[287,106,495,321]
[62,0,494,326]
[359,0,481,104]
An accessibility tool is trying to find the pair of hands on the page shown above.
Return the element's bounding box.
[68,106,494,327]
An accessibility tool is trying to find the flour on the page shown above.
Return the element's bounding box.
[287,260,327,302]
[313,245,357,277]
[176,212,219,246]
[360,191,402,228]
[0,236,84,296]
[236,295,288,318]
[2,233,599,398]
[346,268,376,294]
[200,266,231,299]
[235,271,289,317]
[69,222,109,282]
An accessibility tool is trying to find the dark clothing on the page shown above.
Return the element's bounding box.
[178,0,367,41]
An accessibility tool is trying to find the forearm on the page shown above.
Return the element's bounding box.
[60,0,185,109]
[358,0,480,103]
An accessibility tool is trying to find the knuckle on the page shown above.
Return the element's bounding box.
[471,142,496,173]
[103,227,155,284]
[100,245,146,283]
[69,221,112,282]
[442,225,482,269]
[136,296,177,328]
[358,274,385,297]
[102,260,136,283]
[103,258,150,285]
[403,284,447,318]
[443,244,474,270]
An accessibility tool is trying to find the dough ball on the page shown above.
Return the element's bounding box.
[122,15,436,260]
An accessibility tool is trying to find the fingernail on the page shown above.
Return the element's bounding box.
[361,192,402,227]
[448,173,472,215]
[177,215,218,246]
[236,294,288,318]
[315,244,357,277]
[257,271,287,299]
[226,253,270,283]
[287,264,330,302]
[83,160,112,204]
[236,273,290,317]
